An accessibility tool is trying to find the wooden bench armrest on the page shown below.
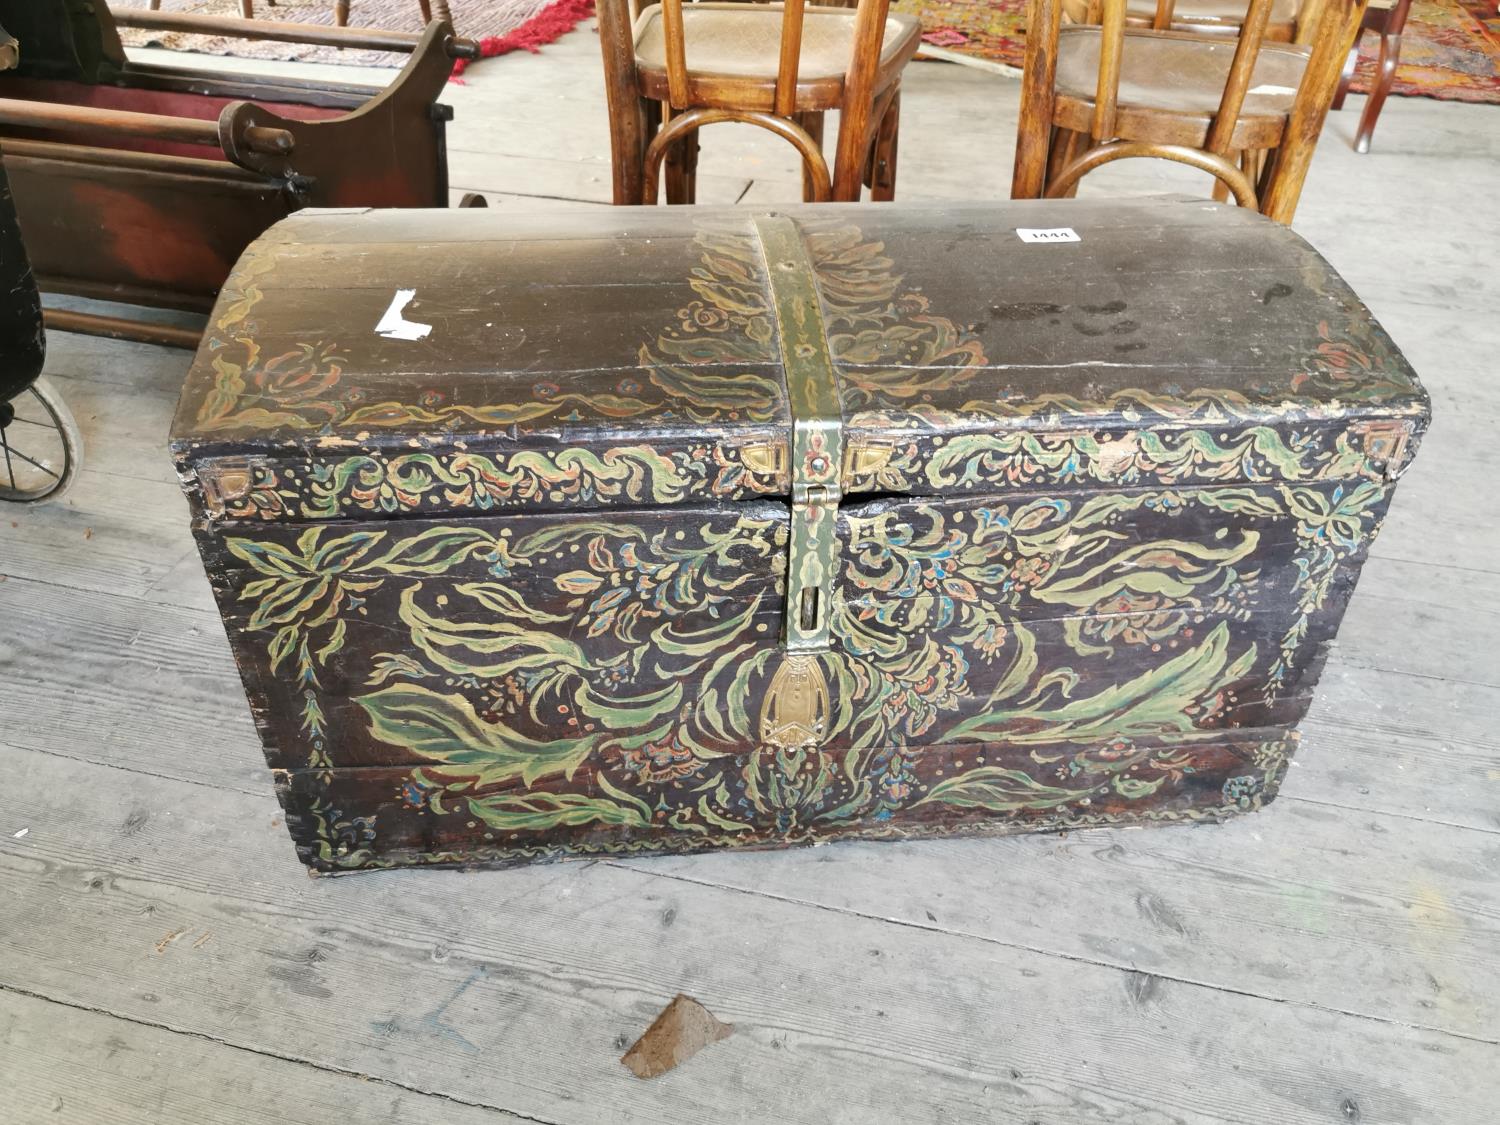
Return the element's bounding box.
[0,98,293,156]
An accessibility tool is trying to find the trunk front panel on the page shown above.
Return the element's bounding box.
[203,476,1387,871]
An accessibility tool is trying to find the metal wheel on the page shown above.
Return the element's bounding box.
[0,376,83,505]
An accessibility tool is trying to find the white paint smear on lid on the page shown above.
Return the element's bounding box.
[375,289,433,342]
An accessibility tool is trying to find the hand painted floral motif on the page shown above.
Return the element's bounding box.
[211,443,790,522]
[859,424,1409,496]
[224,481,1384,866]
[636,216,991,421]
[190,216,987,435]
[299,798,377,867]
[1263,479,1391,699]
[208,421,1413,523]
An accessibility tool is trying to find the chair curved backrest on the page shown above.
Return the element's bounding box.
[648,0,890,118]
[1013,0,1367,221]
[1082,0,1277,203]
[600,0,903,203]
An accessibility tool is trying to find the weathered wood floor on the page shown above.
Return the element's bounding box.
[2,25,1498,1124]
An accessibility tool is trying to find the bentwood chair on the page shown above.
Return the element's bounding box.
[597,0,922,204]
[1330,0,1411,152]
[1012,0,1368,223]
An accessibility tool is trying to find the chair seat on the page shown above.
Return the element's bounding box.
[1056,26,1309,128]
[634,3,922,110]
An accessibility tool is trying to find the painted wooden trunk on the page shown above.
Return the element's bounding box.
[170,198,1428,874]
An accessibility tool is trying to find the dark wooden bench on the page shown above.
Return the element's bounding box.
[0,1,478,347]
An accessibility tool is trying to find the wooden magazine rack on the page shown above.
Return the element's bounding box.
[0,3,478,347]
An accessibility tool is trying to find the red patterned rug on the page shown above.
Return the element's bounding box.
[114,0,594,70]
[893,0,1500,102]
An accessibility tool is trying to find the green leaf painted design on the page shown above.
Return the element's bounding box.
[467,778,654,833]
[359,685,597,787]
[919,767,1086,813]
[949,622,1253,745]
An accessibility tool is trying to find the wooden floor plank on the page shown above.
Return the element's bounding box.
[1298,666,1500,834]
[38,310,199,392]
[0,470,188,601]
[0,574,260,793]
[38,373,182,487]
[1336,558,1500,688]
[0,988,528,1125]
[2,744,1493,1125]
[1365,372,1499,575]
[452,189,608,212]
[448,149,753,207]
[623,792,1500,1042]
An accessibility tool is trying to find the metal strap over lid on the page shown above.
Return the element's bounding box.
[751,213,845,655]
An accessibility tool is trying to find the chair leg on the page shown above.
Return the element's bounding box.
[432,1,454,24]
[419,0,433,22]
[598,0,652,207]
[1044,127,1086,198]
[1211,149,1256,203]
[335,1,350,26]
[1012,0,1063,198]
[1244,148,1266,186]
[1331,31,1362,111]
[241,0,255,17]
[1255,146,1277,198]
[1218,149,1265,205]
[795,112,826,203]
[618,98,659,205]
[1353,29,1402,153]
[683,130,700,203]
[663,121,699,205]
[866,92,900,202]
